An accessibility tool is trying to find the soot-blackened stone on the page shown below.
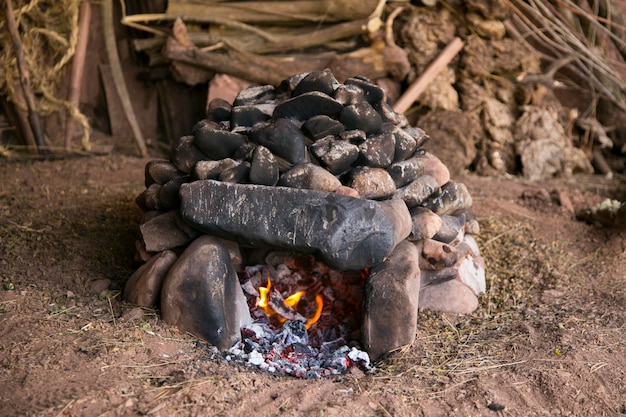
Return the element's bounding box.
[374,100,403,125]
[250,146,279,186]
[172,136,209,174]
[339,129,366,143]
[433,215,464,244]
[340,102,382,135]
[248,119,307,165]
[230,104,272,129]
[144,160,185,187]
[387,157,426,188]
[140,210,200,252]
[136,183,162,212]
[278,162,342,192]
[391,127,419,162]
[124,250,177,307]
[362,240,421,362]
[207,98,232,122]
[302,115,345,140]
[293,69,339,97]
[179,180,411,270]
[345,77,385,105]
[161,235,252,350]
[358,131,395,168]
[193,158,238,180]
[158,175,192,211]
[273,91,343,121]
[333,83,365,106]
[233,84,275,106]
[194,128,247,160]
[309,137,359,175]
[405,127,429,148]
[422,181,473,216]
[219,161,250,183]
[394,175,440,207]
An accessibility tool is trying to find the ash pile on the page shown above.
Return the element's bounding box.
[126,69,486,377]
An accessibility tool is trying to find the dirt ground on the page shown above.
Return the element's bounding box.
[0,152,625,417]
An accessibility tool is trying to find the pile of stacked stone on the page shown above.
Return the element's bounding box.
[125,69,486,362]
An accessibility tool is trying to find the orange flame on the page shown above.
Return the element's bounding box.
[257,279,323,329]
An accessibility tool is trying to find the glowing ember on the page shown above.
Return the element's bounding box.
[257,279,323,329]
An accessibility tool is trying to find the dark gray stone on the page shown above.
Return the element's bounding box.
[273,91,343,121]
[293,69,339,97]
[339,129,366,143]
[278,162,341,192]
[219,161,250,183]
[179,180,411,270]
[309,137,359,175]
[124,250,177,307]
[161,236,252,350]
[333,83,364,106]
[145,160,185,187]
[191,118,220,135]
[340,102,382,135]
[194,128,247,160]
[422,181,473,216]
[404,127,429,149]
[433,215,464,244]
[140,210,200,252]
[394,175,441,207]
[374,100,403,125]
[233,84,275,106]
[387,158,425,188]
[345,77,385,105]
[206,98,232,122]
[362,240,421,361]
[249,145,279,186]
[230,104,272,129]
[302,115,345,140]
[392,127,419,162]
[172,135,208,174]
[358,131,395,168]
[193,158,238,180]
[248,119,308,165]
[136,183,162,211]
[158,176,191,211]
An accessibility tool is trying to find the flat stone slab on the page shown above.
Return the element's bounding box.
[180,180,411,270]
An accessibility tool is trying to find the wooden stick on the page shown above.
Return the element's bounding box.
[4,0,46,152]
[101,0,148,157]
[393,37,464,114]
[65,0,91,150]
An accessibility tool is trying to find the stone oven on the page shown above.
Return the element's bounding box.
[125,70,485,377]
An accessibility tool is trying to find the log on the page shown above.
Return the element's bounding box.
[4,0,45,152]
[163,19,388,85]
[65,0,92,151]
[165,0,379,25]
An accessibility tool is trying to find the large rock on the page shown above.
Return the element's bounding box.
[179,180,411,270]
[160,236,252,350]
[124,250,177,307]
[362,241,421,361]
